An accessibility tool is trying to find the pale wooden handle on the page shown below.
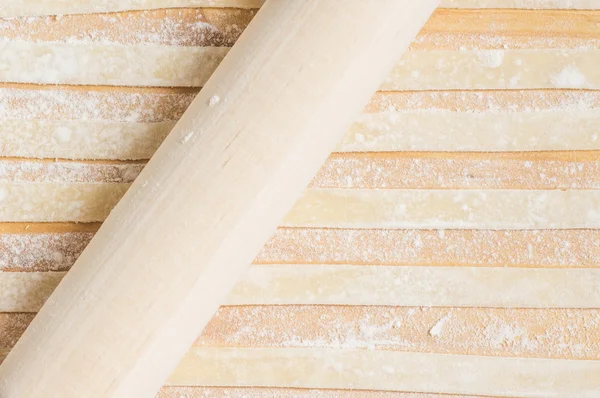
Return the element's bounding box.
[0,1,438,396]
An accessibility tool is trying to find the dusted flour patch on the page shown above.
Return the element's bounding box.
[429,314,452,337]
[552,65,588,88]
[54,126,72,143]
[477,50,505,68]
[208,95,220,106]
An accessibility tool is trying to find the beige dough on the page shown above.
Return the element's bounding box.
[3,185,600,228]
[285,189,600,229]
[168,347,600,397]
[345,109,600,152]
[386,50,600,90]
[5,266,600,311]
[0,120,174,160]
[0,42,597,91]
[0,183,127,222]
[0,41,227,87]
[3,110,599,158]
[0,272,64,312]
[229,265,600,308]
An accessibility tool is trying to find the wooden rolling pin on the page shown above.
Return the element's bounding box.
[0,1,438,396]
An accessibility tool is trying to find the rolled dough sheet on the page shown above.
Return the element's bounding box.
[2,185,600,229]
[1,42,598,90]
[166,347,600,397]
[4,265,600,311]
[284,189,600,229]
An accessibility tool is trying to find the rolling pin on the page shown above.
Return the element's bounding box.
[0,1,438,396]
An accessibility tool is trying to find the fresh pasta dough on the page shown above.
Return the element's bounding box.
[285,189,600,229]
[4,266,600,312]
[2,185,600,228]
[169,347,600,397]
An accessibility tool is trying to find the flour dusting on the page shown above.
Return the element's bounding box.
[429,314,451,337]
[551,65,587,88]
[477,50,505,68]
[209,95,220,107]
